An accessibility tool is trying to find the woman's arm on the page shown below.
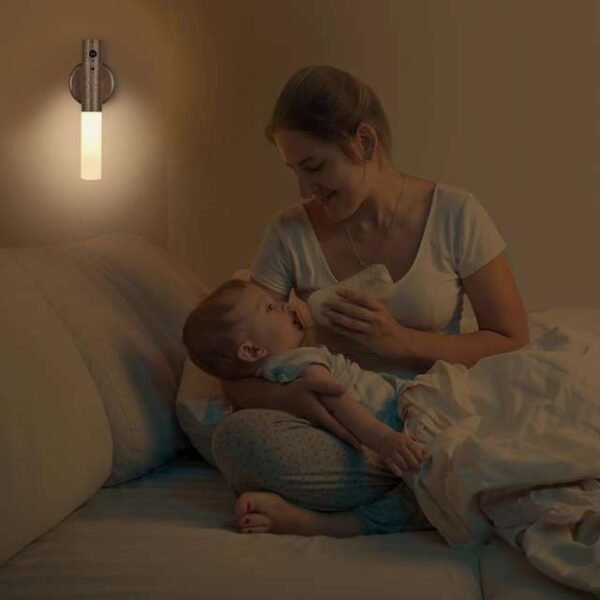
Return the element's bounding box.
[301,365,426,473]
[399,254,529,369]
[222,377,290,411]
[324,254,529,370]
[220,376,361,449]
[298,365,390,450]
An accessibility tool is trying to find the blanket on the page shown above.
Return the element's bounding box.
[399,325,600,596]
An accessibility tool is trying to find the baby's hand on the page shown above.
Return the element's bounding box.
[376,431,427,477]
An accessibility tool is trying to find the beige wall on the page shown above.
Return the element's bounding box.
[1,1,598,310]
[0,0,169,248]
[167,0,600,311]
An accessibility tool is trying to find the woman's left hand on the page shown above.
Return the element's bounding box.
[322,288,409,359]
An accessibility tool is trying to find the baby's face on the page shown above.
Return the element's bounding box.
[229,285,307,354]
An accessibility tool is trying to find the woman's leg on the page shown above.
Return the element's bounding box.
[211,409,433,536]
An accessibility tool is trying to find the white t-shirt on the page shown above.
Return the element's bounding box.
[251,181,505,337]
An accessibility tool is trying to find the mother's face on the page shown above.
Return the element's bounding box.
[273,129,370,222]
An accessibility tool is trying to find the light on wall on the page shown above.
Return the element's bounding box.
[69,39,115,180]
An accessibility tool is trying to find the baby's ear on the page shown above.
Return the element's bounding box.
[237,341,268,363]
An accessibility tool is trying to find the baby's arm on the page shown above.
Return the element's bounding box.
[300,365,426,475]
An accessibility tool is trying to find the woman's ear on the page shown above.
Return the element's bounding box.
[356,123,378,161]
[237,341,269,363]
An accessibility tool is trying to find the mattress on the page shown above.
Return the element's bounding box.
[0,455,482,600]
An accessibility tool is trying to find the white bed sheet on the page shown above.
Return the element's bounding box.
[0,456,482,600]
[403,308,600,596]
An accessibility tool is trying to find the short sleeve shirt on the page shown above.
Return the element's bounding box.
[251,182,506,336]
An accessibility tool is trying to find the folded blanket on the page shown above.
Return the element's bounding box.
[399,326,600,596]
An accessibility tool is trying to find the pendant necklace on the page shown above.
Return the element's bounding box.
[344,174,406,268]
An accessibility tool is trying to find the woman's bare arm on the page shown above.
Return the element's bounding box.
[300,365,426,473]
[220,376,361,449]
[324,253,529,371]
[398,253,530,369]
[221,377,289,411]
[298,366,389,449]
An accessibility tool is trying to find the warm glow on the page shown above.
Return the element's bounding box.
[81,112,102,180]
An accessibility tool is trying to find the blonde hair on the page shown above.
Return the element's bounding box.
[182,279,255,380]
[265,65,392,161]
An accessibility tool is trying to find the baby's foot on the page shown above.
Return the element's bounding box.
[232,491,361,537]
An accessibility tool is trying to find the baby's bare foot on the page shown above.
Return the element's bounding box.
[233,491,361,537]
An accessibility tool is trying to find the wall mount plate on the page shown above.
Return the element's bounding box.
[69,63,116,104]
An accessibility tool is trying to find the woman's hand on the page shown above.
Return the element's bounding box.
[322,289,410,360]
[282,377,362,450]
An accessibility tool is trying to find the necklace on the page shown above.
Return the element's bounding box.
[344,174,406,268]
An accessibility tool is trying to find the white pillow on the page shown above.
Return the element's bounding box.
[176,357,234,468]
[10,234,208,486]
[176,269,249,467]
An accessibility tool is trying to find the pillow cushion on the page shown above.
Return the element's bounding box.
[176,358,234,468]
[9,233,208,486]
[175,268,250,466]
[0,254,113,565]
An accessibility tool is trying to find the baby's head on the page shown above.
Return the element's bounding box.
[182,279,306,379]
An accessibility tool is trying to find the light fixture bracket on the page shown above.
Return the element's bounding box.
[69,63,115,104]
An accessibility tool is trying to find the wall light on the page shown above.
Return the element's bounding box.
[69,39,115,180]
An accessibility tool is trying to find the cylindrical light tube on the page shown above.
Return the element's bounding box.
[81,112,102,180]
[81,39,102,180]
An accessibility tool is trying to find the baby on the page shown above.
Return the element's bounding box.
[182,279,427,476]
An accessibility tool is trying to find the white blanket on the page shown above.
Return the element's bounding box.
[399,325,600,596]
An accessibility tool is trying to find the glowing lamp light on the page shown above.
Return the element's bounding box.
[69,39,115,180]
[80,112,102,180]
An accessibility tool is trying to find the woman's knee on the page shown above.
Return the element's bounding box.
[212,408,294,460]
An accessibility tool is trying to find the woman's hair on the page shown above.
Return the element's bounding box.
[182,279,255,380]
[265,65,392,161]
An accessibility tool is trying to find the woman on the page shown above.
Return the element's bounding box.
[212,65,529,537]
